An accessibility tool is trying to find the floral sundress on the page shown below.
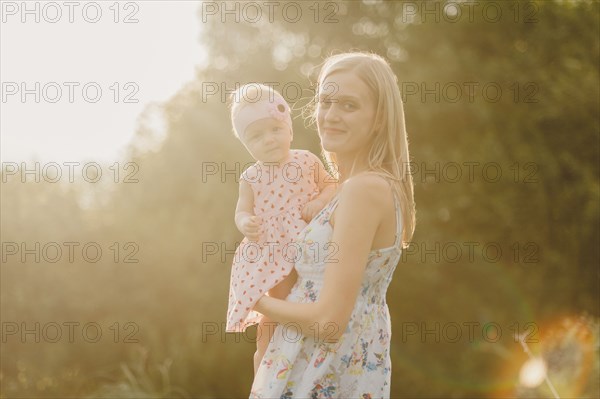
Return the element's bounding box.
[250,181,403,398]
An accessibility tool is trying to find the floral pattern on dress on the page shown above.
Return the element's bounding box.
[250,184,403,398]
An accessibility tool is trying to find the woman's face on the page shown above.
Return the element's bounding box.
[316,70,377,157]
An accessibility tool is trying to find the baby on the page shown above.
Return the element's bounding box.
[225,83,336,376]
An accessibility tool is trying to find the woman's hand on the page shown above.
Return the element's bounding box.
[241,215,262,241]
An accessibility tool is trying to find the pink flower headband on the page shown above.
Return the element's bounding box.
[233,90,292,138]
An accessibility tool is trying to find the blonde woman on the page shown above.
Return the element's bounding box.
[250,52,416,398]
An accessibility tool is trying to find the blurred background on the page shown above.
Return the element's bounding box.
[1,0,598,398]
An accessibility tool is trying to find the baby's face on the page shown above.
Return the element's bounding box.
[241,118,292,163]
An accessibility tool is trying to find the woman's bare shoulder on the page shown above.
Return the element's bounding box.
[343,172,391,197]
[335,173,391,216]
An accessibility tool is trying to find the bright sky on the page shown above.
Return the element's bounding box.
[1,0,207,164]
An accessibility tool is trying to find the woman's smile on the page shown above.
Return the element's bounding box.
[322,127,346,135]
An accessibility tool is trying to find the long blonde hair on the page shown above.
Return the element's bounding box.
[305,52,416,248]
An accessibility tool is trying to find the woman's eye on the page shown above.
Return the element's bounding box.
[343,102,356,110]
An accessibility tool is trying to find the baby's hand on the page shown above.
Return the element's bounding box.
[241,215,262,241]
[301,199,325,223]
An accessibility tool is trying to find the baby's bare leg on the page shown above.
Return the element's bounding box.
[253,317,274,376]
[253,270,298,376]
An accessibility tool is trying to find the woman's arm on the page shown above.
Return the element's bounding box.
[254,174,389,342]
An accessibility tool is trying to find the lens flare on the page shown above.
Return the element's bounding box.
[511,313,599,398]
[519,357,547,388]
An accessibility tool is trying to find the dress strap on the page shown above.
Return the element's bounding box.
[391,185,403,249]
[361,171,403,249]
[328,172,403,248]
[364,171,403,249]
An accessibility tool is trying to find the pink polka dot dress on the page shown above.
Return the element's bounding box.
[226,149,323,332]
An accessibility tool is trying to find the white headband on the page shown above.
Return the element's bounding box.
[233,90,292,138]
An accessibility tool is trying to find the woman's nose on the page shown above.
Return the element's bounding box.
[323,104,341,123]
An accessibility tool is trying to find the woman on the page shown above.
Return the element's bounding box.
[250,52,416,398]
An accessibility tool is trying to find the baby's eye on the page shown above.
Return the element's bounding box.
[247,132,262,141]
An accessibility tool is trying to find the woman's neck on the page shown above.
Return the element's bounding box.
[335,152,369,183]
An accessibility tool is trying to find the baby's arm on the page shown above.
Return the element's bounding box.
[301,156,338,222]
[235,179,261,241]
